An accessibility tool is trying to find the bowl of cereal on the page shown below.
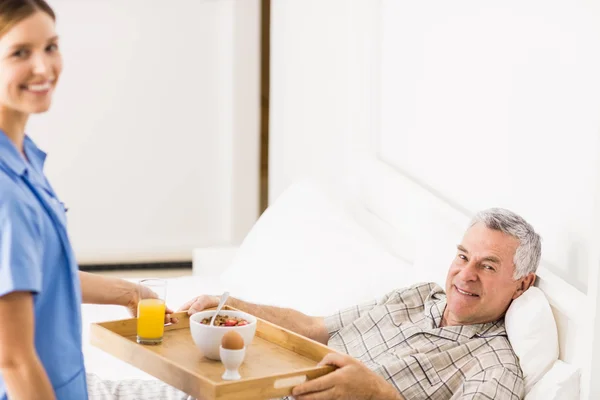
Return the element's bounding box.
[189,310,257,360]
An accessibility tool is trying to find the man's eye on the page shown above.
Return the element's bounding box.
[458,254,467,261]
[46,43,58,52]
[483,265,495,271]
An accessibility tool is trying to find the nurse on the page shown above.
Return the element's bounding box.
[0,1,182,399]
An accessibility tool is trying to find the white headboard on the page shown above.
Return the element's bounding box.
[269,0,600,398]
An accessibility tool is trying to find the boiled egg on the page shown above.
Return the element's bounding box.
[221,331,244,350]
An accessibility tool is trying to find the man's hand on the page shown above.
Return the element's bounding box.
[126,283,178,324]
[177,295,220,315]
[292,353,403,400]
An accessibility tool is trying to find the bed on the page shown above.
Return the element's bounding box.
[264,0,600,397]
[82,160,596,398]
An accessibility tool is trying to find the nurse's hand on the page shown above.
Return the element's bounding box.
[127,284,179,324]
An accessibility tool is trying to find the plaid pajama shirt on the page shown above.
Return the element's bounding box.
[319,282,525,400]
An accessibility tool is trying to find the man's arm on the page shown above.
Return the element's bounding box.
[178,295,330,344]
[0,291,55,400]
[229,297,330,344]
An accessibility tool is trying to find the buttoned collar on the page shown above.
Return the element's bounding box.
[0,131,47,177]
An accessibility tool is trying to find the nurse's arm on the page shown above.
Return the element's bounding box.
[0,291,56,400]
[79,270,137,306]
[78,271,176,322]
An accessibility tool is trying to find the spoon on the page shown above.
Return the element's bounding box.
[210,291,230,326]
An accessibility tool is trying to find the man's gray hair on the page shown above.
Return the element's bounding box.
[469,208,542,279]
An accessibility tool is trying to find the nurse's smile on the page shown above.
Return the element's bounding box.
[21,79,55,95]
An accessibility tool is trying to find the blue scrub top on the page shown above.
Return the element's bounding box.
[0,132,87,399]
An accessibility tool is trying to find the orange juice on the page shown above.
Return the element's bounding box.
[137,298,166,340]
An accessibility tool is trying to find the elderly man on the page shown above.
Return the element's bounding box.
[179,208,540,400]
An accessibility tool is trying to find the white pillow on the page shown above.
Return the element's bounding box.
[220,179,414,316]
[505,286,559,393]
[525,360,580,400]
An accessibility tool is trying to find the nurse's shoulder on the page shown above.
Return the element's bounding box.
[0,171,42,237]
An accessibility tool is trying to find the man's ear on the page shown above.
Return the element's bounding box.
[512,273,536,300]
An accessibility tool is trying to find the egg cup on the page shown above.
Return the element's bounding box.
[220,346,246,380]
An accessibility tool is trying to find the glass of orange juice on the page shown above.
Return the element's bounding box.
[136,279,167,345]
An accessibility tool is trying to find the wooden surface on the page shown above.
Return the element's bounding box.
[91,307,337,400]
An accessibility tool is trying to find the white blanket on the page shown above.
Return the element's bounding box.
[86,373,189,400]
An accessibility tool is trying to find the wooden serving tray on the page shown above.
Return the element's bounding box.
[90,306,337,400]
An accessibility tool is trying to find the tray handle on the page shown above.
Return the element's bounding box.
[273,374,308,389]
[271,364,336,390]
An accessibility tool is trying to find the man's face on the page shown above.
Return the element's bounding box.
[444,222,534,326]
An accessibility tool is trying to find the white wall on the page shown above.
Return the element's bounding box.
[379,0,600,294]
[269,0,379,204]
[27,0,260,264]
[270,0,600,293]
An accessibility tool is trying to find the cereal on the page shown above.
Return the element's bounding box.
[201,315,249,327]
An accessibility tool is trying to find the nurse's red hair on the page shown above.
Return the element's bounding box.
[0,0,55,39]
